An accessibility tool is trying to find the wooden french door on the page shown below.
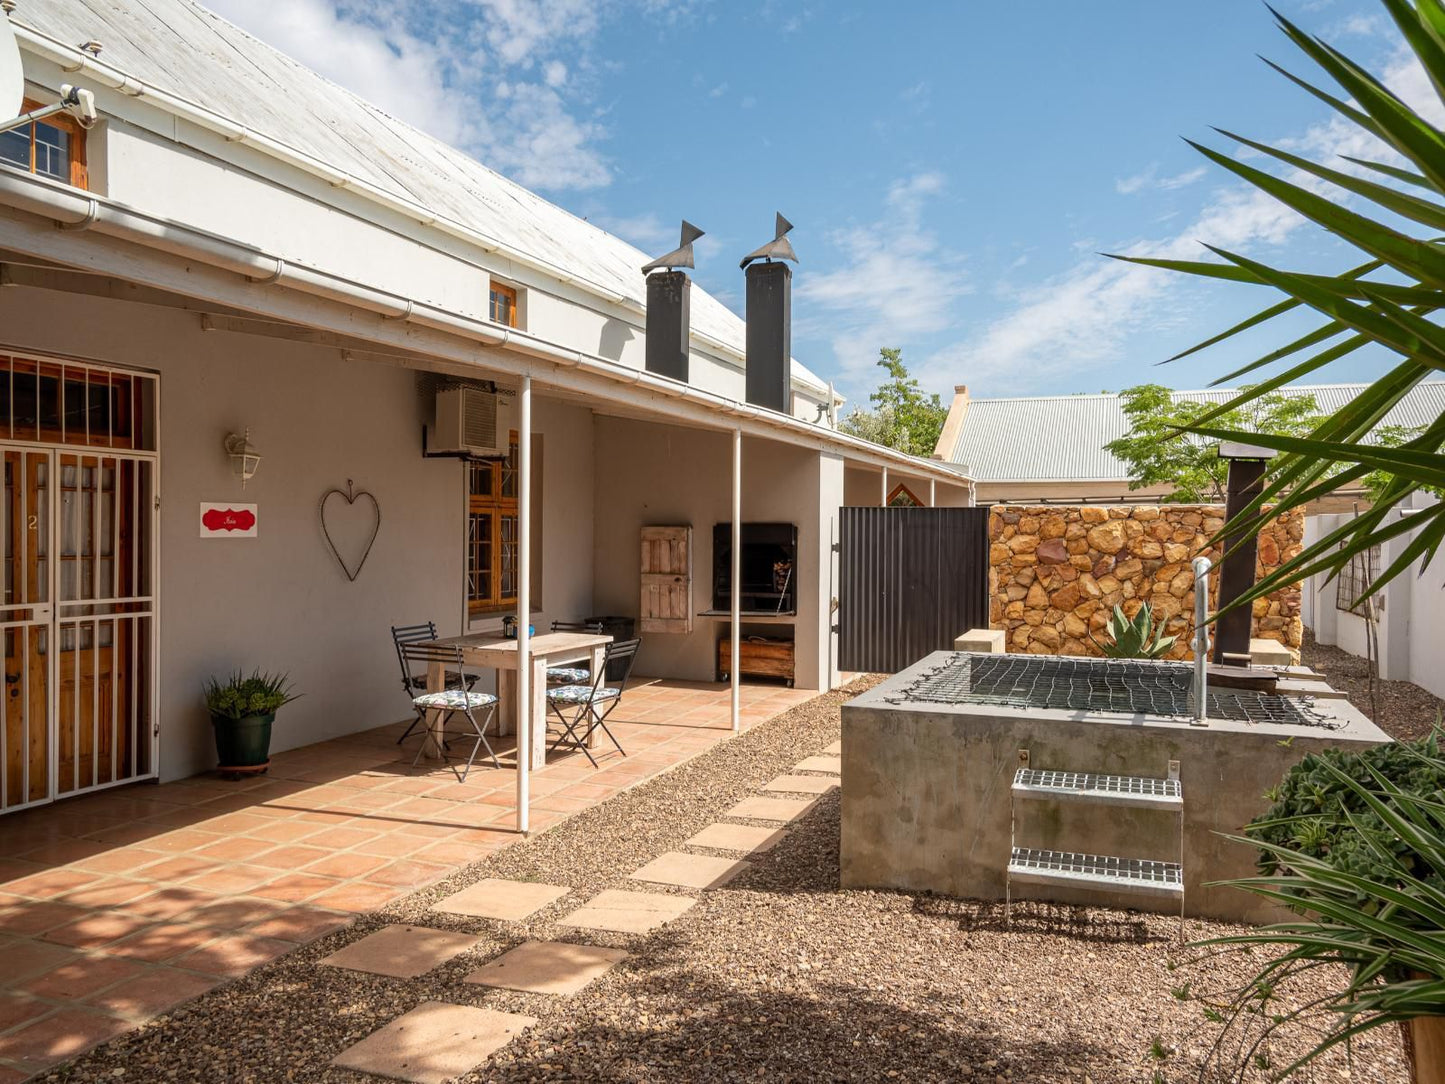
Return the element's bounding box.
[0,445,157,812]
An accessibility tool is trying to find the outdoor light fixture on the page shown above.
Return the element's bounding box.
[224,428,262,488]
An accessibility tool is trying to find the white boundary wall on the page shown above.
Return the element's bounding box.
[1303,496,1445,702]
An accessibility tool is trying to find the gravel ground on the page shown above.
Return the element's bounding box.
[1302,629,1445,741]
[42,676,1407,1084]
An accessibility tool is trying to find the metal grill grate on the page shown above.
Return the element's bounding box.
[890,653,1337,728]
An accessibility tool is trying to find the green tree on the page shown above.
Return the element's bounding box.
[837,348,947,457]
[1364,424,1445,502]
[1105,384,1324,502]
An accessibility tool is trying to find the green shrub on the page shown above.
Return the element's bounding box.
[203,671,299,721]
[1246,734,1445,914]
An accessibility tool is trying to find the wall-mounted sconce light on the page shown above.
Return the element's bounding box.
[224,428,262,488]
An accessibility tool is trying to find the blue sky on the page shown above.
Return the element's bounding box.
[207,0,1412,407]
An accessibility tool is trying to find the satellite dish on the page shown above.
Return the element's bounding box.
[0,15,22,123]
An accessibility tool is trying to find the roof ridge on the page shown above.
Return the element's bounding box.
[968,380,1445,404]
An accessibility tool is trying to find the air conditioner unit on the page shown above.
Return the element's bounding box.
[426,385,517,459]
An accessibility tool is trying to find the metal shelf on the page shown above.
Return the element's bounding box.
[1008,847,1184,898]
[1012,768,1182,811]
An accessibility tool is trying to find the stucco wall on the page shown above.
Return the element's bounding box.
[591,417,834,690]
[988,504,1303,660]
[1306,503,1445,700]
[67,106,833,421]
[0,286,597,781]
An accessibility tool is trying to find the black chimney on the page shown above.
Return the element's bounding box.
[645,270,690,381]
[640,220,705,383]
[739,214,798,413]
[745,261,791,412]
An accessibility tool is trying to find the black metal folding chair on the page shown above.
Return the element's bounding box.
[546,638,640,767]
[391,622,476,744]
[544,620,604,685]
[400,641,499,782]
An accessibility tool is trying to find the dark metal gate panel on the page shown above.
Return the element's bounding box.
[838,506,991,674]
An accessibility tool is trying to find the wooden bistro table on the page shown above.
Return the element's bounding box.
[420,630,612,771]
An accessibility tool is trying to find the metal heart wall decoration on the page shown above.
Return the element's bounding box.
[320,480,381,583]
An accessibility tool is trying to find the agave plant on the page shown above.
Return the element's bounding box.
[1090,602,1178,659]
[1113,0,1445,615]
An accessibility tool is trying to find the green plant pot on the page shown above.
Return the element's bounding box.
[211,712,274,771]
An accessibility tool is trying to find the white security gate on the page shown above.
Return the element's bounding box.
[0,356,159,814]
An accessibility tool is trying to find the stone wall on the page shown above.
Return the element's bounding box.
[988,504,1303,660]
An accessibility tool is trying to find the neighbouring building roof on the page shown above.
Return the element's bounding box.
[939,381,1445,483]
[12,0,830,394]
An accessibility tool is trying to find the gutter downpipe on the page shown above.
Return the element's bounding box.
[0,170,969,486]
[1191,556,1212,726]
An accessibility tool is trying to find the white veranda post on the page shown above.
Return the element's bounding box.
[516,375,532,832]
[731,428,741,733]
[881,467,888,506]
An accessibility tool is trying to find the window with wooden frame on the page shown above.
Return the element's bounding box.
[489,282,518,328]
[0,98,89,190]
[466,432,541,615]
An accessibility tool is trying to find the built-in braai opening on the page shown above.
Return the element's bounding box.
[712,522,797,615]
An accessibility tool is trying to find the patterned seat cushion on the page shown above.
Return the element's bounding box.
[413,689,499,711]
[546,666,590,684]
[545,683,620,705]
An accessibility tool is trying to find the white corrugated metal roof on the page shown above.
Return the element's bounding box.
[947,382,1445,482]
[11,0,829,393]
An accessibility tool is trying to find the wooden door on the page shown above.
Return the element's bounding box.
[640,526,692,634]
[0,448,51,811]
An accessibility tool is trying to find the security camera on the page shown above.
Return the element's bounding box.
[59,83,96,125]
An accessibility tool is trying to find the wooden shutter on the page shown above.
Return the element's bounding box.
[640,526,693,634]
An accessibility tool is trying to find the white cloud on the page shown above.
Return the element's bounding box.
[1115,164,1207,195]
[204,0,694,192]
[591,211,674,253]
[796,171,971,389]
[923,41,1433,397]
[205,0,461,138]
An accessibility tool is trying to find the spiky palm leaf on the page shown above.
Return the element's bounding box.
[1111,0,1445,611]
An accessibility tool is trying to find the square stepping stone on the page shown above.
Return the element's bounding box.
[724,795,817,824]
[763,774,838,795]
[319,925,481,978]
[823,740,842,755]
[557,889,696,935]
[465,940,627,995]
[794,755,842,774]
[431,878,570,922]
[628,851,750,890]
[684,823,787,854]
[332,1001,536,1084]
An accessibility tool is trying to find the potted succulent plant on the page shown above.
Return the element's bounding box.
[204,670,299,777]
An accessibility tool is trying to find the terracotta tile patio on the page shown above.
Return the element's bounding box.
[0,677,812,1080]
